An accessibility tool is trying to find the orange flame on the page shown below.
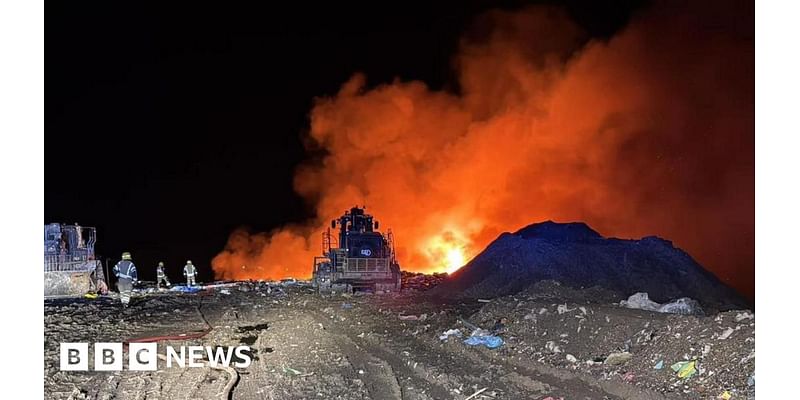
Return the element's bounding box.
[212,2,753,297]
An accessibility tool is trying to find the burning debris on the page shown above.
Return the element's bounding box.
[401,271,448,291]
[209,1,753,302]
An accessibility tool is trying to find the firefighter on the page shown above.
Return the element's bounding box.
[156,261,171,288]
[113,252,138,306]
[183,260,197,287]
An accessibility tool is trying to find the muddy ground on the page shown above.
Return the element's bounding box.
[44,281,754,399]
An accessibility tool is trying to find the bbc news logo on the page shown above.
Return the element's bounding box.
[60,343,252,371]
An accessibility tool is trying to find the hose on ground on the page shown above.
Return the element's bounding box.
[124,296,239,399]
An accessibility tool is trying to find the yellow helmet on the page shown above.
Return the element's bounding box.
[158,261,164,267]
[187,260,192,264]
[121,252,132,260]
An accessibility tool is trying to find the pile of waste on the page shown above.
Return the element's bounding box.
[433,221,748,311]
[457,283,755,398]
[621,292,704,315]
[401,271,448,291]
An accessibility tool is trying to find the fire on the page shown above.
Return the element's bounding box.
[212,3,753,296]
[422,230,472,274]
[445,248,466,274]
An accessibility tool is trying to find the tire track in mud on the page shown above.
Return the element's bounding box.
[311,302,662,400]
[310,309,451,399]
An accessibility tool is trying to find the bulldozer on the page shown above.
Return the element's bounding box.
[312,207,401,294]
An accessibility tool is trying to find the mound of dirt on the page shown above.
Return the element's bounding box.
[433,221,748,310]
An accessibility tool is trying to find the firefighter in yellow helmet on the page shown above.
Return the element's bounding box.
[183,260,197,287]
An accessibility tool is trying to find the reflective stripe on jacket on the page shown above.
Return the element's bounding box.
[114,260,138,280]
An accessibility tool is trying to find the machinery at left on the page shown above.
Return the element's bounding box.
[44,223,107,297]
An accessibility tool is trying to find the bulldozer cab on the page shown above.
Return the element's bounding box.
[312,207,401,294]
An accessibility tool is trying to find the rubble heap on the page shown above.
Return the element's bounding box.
[402,271,448,291]
[434,221,748,310]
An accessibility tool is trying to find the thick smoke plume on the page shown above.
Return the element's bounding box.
[213,1,754,296]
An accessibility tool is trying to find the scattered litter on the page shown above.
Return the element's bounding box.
[464,387,487,400]
[399,314,427,321]
[747,374,755,387]
[557,304,575,314]
[717,390,732,400]
[83,292,98,299]
[718,327,735,340]
[735,312,754,322]
[545,341,562,353]
[565,354,577,363]
[341,303,353,309]
[477,299,492,303]
[439,329,463,341]
[620,292,703,315]
[170,285,202,293]
[671,360,698,379]
[219,289,231,295]
[470,328,492,337]
[464,335,504,349]
[622,371,636,383]
[604,352,632,366]
[282,365,313,377]
[654,360,664,370]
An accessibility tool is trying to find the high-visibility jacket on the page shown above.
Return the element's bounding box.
[183,264,197,276]
[157,265,166,277]
[114,260,138,281]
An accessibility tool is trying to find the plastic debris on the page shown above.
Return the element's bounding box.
[283,365,302,375]
[717,390,732,400]
[545,341,562,353]
[557,304,575,314]
[747,374,755,387]
[671,360,698,379]
[170,285,202,293]
[439,329,463,341]
[654,360,664,370]
[622,371,636,383]
[621,292,703,315]
[219,289,231,295]
[399,314,426,321]
[718,327,735,340]
[464,335,504,348]
[604,352,632,366]
[464,387,487,400]
[341,303,353,309]
[83,292,98,299]
[735,311,754,322]
[566,354,577,363]
[282,365,313,377]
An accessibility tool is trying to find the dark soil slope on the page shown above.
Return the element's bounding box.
[433,221,748,310]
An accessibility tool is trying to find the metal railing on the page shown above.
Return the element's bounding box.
[44,256,97,273]
[343,257,389,272]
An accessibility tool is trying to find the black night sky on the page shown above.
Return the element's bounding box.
[47,1,651,282]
